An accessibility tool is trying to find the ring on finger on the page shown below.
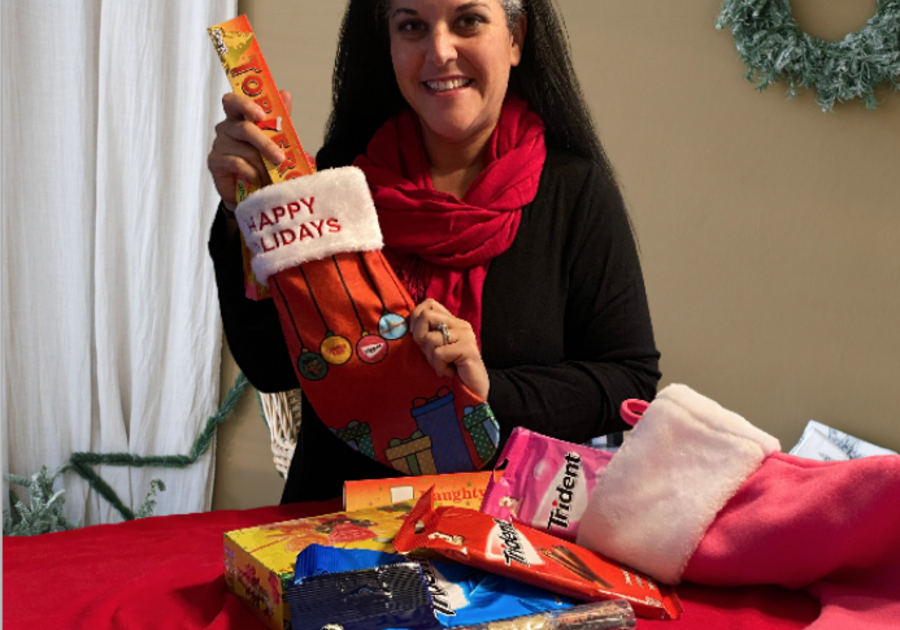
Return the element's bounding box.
[436,321,451,346]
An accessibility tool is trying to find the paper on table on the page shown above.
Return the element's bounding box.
[789,420,897,461]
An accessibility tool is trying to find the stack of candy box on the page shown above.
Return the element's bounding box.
[224,472,496,630]
[223,502,413,630]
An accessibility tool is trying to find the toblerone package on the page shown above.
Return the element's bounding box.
[343,471,498,512]
[223,502,414,630]
[208,15,315,300]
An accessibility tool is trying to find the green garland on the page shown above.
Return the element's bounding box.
[63,371,250,521]
[4,371,250,531]
[4,467,166,535]
[717,0,900,111]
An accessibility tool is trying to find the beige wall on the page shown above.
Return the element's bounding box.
[212,0,900,509]
[212,341,284,510]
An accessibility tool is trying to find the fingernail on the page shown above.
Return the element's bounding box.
[275,151,285,163]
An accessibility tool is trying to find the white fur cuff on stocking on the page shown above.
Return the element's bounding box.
[576,384,781,585]
[234,166,383,286]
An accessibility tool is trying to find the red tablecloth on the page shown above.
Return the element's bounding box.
[2,500,820,629]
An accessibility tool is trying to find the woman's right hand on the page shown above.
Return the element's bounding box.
[207,90,292,211]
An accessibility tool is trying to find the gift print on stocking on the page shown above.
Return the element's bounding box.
[386,430,437,476]
[462,403,501,462]
[411,388,475,474]
[332,420,376,460]
[235,166,499,474]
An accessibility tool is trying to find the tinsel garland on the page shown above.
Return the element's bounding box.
[717,0,900,111]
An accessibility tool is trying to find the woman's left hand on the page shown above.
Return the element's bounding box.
[410,299,489,400]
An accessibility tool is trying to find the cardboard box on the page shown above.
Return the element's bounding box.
[223,502,413,630]
[207,15,315,300]
[343,471,497,512]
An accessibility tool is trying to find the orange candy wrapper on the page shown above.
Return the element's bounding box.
[393,488,682,621]
[207,15,316,300]
[344,471,495,511]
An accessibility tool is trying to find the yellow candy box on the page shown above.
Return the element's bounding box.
[223,501,413,630]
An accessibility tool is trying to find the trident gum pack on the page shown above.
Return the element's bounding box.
[208,15,315,300]
[480,428,613,541]
[395,489,682,620]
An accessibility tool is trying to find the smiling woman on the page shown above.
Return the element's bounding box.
[387,0,525,196]
[207,0,660,503]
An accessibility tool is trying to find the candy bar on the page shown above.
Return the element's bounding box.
[450,599,636,630]
[395,489,682,620]
[208,15,315,300]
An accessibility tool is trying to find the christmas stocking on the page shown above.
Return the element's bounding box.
[234,167,501,475]
[577,384,900,630]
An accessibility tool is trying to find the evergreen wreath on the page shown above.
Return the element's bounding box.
[716,0,900,111]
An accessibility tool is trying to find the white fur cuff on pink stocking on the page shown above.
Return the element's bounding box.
[576,383,781,585]
[234,166,383,286]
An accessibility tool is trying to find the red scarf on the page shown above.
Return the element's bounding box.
[353,95,547,346]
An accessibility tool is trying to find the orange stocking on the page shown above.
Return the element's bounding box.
[235,167,500,475]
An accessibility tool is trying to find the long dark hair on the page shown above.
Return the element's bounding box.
[316,0,612,177]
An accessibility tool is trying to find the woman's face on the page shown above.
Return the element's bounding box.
[388,0,524,152]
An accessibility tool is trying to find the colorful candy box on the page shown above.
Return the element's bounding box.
[223,502,413,630]
[343,471,495,511]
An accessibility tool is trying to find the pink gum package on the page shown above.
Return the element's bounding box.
[480,401,649,540]
[480,427,614,541]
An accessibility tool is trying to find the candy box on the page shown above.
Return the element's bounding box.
[343,471,496,511]
[223,501,413,630]
[207,14,315,301]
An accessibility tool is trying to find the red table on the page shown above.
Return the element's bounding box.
[2,500,819,629]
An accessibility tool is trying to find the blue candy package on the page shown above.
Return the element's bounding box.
[293,545,573,628]
[294,544,404,579]
[287,562,440,630]
[419,559,572,628]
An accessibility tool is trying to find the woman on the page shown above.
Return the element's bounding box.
[207,0,660,502]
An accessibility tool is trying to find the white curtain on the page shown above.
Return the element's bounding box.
[2,0,236,525]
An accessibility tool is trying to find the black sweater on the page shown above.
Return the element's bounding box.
[209,148,660,502]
